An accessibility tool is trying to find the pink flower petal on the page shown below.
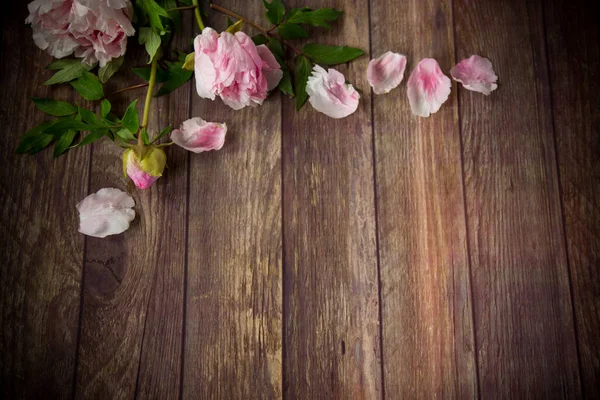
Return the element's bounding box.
[306,65,360,119]
[171,118,227,153]
[257,45,284,91]
[407,58,451,117]
[367,51,407,94]
[451,55,498,95]
[77,188,135,238]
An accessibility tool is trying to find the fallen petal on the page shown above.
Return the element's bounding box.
[367,51,407,94]
[171,118,227,153]
[77,188,135,238]
[451,55,498,95]
[407,58,452,117]
[306,65,360,119]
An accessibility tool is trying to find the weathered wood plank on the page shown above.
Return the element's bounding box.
[453,0,581,396]
[74,35,190,400]
[182,1,283,398]
[281,0,381,398]
[544,0,600,396]
[0,6,88,399]
[370,0,478,398]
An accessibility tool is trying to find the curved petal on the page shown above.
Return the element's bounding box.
[306,65,360,119]
[171,117,227,153]
[407,58,451,117]
[256,45,284,91]
[451,55,498,95]
[367,51,407,94]
[77,187,135,238]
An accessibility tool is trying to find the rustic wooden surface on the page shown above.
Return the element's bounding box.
[0,0,598,399]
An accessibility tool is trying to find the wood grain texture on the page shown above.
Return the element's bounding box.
[281,1,381,398]
[182,2,283,398]
[453,0,581,396]
[544,0,600,396]
[0,7,87,400]
[74,35,190,399]
[370,0,477,398]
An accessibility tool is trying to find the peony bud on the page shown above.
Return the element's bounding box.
[123,147,167,189]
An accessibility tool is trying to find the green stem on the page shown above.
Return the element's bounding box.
[192,0,205,31]
[140,55,158,145]
[167,5,197,12]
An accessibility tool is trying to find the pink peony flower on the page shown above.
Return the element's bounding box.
[367,51,407,95]
[171,118,227,153]
[194,27,283,110]
[451,55,498,95]
[407,58,451,117]
[306,65,360,119]
[77,187,135,238]
[26,0,135,67]
[123,148,166,190]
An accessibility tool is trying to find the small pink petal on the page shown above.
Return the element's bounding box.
[77,188,135,238]
[257,45,284,91]
[451,55,498,95]
[407,58,451,117]
[367,51,407,94]
[171,118,227,153]
[306,65,360,119]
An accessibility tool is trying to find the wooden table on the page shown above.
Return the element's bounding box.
[1,0,598,398]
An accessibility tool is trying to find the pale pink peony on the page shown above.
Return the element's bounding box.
[26,0,135,67]
[171,118,227,153]
[194,27,283,110]
[407,58,451,117]
[367,51,407,95]
[451,55,498,95]
[123,148,166,190]
[306,65,360,119]
[77,188,135,238]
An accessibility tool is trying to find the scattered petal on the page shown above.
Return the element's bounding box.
[367,51,407,94]
[451,55,498,95]
[77,188,135,238]
[407,58,451,117]
[306,65,360,119]
[171,118,227,153]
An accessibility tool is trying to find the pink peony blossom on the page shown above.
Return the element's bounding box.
[123,148,166,190]
[407,58,451,117]
[451,55,498,95]
[194,27,283,110]
[171,118,227,153]
[367,51,407,95]
[26,0,135,67]
[77,187,135,238]
[306,65,360,119]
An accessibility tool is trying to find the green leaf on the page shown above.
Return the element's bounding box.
[294,55,312,110]
[32,98,77,117]
[44,59,91,85]
[115,128,136,141]
[70,71,105,100]
[98,56,124,83]
[77,107,106,127]
[301,44,365,65]
[268,38,285,59]
[279,67,294,97]
[155,60,193,97]
[287,7,311,19]
[133,66,169,82]
[158,0,181,30]
[77,130,107,147]
[252,34,269,46]
[137,0,171,33]
[278,23,309,40]
[44,118,91,137]
[121,100,140,133]
[182,52,195,71]
[100,99,111,119]
[53,130,77,157]
[151,125,172,143]
[225,19,243,34]
[17,121,56,154]
[263,0,285,25]
[139,27,161,63]
[286,8,343,28]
